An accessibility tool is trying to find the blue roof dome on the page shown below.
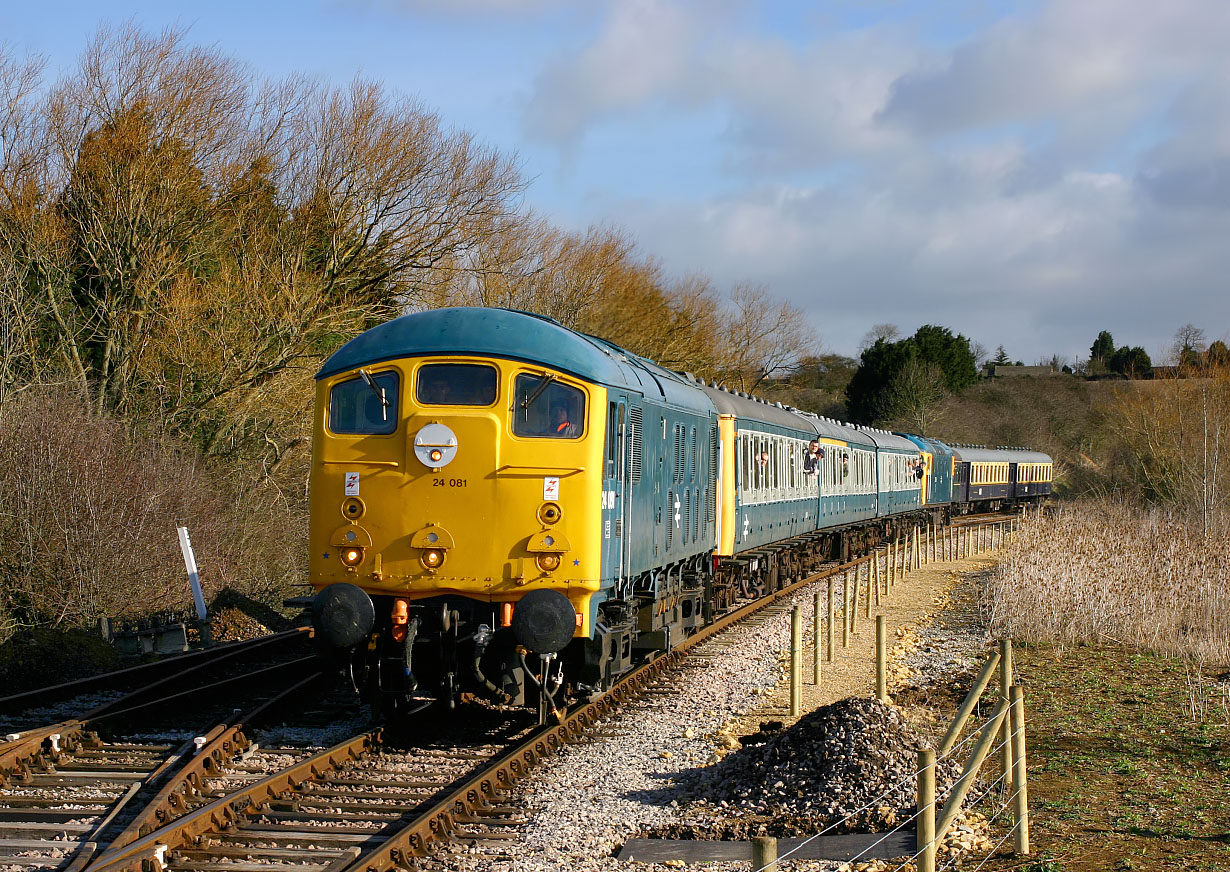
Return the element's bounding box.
[317,307,631,385]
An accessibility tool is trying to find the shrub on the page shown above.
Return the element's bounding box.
[0,390,303,642]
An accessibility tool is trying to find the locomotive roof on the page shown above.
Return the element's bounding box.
[896,434,957,458]
[317,308,713,413]
[949,446,1053,464]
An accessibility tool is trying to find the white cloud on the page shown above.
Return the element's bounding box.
[523,0,704,143]
[516,0,1230,360]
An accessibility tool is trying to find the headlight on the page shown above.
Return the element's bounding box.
[340,547,364,567]
[420,548,445,570]
[538,502,562,524]
[413,423,458,469]
[536,553,561,572]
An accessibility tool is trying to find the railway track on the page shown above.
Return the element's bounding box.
[84,521,1015,872]
[0,630,312,732]
[6,515,1016,872]
[0,631,336,872]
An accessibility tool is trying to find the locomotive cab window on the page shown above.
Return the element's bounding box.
[329,370,399,435]
[416,363,497,406]
[513,374,585,438]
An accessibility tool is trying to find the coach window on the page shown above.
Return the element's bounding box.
[329,370,399,435]
[770,439,779,493]
[513,375,585,438]
[756,436,766,493]
[417,363,497,406]
[740,435,749,491]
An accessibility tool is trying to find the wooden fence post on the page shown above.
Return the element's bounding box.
[873,552,882,606]
[876,615,889,703]
[918,748,936,872]
[790,606,801,717]
[849,570,859,636]
[813,591,822,685]
[1000,638,1014,791]
[826,577,835,662]
[863,560,872,620]
[752,836,778,872]
[1011,685,1031,855]
[842,574,850,648]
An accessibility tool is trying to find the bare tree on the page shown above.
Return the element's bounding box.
[859,323,900,352]
[0,49,51,403]
[0,23,525,465]
[720,283,818,392]
[1172,323,1207,368]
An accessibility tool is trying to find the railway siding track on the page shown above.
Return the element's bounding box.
[0,735,187,871]
[0,630,312,733]
[0,633,330,872]
[85,729,529,872]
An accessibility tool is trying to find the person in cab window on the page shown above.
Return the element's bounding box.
[550,404,579,437]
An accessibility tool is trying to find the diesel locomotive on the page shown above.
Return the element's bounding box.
[307,307,1052,717]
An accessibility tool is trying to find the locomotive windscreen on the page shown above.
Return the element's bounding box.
[329,371,400,435]
[416,363,498,406]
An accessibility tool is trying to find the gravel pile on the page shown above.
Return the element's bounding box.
[655,698,961,839]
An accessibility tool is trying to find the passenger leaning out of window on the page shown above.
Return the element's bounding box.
[803,440,824,475]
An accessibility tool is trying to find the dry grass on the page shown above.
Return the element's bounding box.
[984,500,1230,666]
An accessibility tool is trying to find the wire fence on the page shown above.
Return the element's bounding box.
[750,514,1035,872]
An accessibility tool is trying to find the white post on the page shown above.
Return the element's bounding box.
[177,526,213,646]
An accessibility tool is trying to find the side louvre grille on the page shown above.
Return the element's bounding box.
[630,407,643,484]
[678,425,688,487]
[666,490,674,549]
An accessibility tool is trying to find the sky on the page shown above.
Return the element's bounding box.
[5,0,1229,365]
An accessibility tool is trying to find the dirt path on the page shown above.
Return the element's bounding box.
[729,543,1001,743]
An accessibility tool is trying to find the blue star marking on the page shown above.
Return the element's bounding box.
[323,553,330,559]
[573,558,581,566]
